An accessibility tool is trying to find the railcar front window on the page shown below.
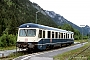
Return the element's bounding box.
[19,29,36,37]
[19,29,26,36]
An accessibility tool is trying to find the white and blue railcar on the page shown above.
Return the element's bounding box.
[17,23,74,50]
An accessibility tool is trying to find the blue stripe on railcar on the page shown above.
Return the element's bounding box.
[37,39,74,50]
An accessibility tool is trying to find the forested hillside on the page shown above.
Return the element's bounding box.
[0,0,57,35]
[0,0,57,47]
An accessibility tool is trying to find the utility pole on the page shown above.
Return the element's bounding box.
[36,11,40,24]
[80,25,85,44]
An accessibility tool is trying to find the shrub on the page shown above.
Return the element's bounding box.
[0,33,17,47]
[0,34,7,47]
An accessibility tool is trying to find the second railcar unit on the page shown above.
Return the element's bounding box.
[17,23,74,50]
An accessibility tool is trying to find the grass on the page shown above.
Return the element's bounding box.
[0,46,16,51]
[0,46,26,60]
[74,39,88,43]
[54,41,90,60]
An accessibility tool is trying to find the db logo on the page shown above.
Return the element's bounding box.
[25,38,28,42]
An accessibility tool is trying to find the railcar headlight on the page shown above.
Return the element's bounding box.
[27,25,29,27]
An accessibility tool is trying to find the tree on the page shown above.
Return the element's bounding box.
[58,23,81,40]
[74,29,81,40]
[58,23,74,32]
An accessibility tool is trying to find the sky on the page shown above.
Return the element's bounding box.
[30,0,90,27]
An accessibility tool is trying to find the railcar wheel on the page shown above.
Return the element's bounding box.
[27,48,33,53]
[50,45,54,49]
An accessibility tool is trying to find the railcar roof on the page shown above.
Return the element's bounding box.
[19,23,73,33]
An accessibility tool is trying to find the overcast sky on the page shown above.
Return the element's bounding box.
[30,0,90,27]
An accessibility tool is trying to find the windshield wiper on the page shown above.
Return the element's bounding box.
[24,29,27,36]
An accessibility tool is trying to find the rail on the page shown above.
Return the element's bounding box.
[69,45,90,60]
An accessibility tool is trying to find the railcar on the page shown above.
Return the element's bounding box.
[17,23,74,50]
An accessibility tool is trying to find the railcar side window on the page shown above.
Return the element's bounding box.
[64,33,65,39]
[71,34,73,38]
[48,31,51,38]
[59,32,60,38]
[61,33,63,38]
[66,33,67,39]
[43,31,45,38]
[39,30,42,38]
[71,34,72,38]
[68,34,69,38]
[52,32,54,38]
[55,32,58,38]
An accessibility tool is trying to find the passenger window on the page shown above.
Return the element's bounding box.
[64,33,65,39]
[39,30,42,38]
[55,32,58,38]
[48,31,51,38]
[59,32,60,38]
[71,34,73,38]
[43,31,45,38]
[61,33,63,38]
[52,32,54,38]
[68,34,69,38]
[66,33,67,39]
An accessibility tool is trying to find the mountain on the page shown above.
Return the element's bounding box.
[32,2,90,35]
[45,11,90,35]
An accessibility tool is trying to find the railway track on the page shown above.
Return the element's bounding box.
[13,48,56,60]
[70,44,90,60]
[13,43,86,60]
